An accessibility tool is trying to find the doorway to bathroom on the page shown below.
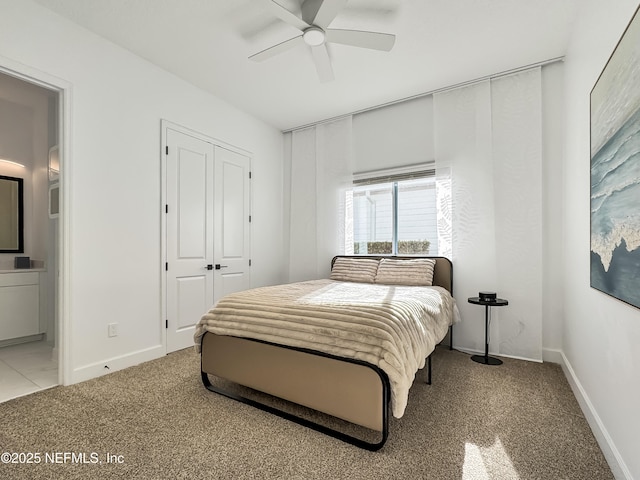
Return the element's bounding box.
[0,69,63,402]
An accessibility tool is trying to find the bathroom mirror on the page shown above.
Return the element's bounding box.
[0,175,24,253]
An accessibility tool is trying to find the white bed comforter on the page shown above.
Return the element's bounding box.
[194,279,455,418]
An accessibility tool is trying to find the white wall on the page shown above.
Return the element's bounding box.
[0,0,284,383]
[563,1,640,478]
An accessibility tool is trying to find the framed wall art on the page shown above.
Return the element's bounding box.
[590,4,640,309]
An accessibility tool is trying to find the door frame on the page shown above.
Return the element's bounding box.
[0,55,72,385]
[160,120,252,352]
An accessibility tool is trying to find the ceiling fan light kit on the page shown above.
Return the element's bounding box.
[303,27,326,46]
[252,0,396,82]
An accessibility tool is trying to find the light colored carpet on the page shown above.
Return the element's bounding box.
[0,346,613,480]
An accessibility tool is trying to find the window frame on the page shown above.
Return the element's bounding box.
[348,163,435,256]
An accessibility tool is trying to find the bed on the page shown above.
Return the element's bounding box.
[194,255,455,450]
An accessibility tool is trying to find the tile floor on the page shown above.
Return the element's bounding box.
[0,341,58,403]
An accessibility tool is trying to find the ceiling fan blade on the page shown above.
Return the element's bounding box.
[249,35,304,62]
[302,0,348,28]
[310,44,334,83]
[265,1,310,31]
[326,29,396,51]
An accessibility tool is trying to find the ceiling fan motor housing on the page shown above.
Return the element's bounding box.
[303,27,326,46]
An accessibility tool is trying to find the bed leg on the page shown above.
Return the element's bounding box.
[426,354,432,385]
[449,325,453,350]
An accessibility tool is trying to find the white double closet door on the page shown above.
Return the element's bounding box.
[164,126,251,353]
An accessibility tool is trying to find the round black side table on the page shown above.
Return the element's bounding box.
[467,296,508,365]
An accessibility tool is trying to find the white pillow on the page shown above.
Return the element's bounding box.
[374,258,436,286]
[330,257,379,283]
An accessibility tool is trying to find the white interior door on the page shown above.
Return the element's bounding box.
[166,128,214,353]
[213,146,251,302]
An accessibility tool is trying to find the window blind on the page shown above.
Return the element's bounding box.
[352,162,435,186]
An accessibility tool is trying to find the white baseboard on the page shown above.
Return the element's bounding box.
[0,333,45,348]
[70,345,164,384]
[554,350,631,480]
[542,347,564,364]
[454,346,542,363]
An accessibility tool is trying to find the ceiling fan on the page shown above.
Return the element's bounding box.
[251,0,396,82]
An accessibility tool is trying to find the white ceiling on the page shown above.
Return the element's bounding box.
[34,0,580,131]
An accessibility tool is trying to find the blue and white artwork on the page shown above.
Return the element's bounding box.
[590,5,640,309]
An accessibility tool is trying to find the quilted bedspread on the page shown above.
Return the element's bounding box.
[194,279,455,418]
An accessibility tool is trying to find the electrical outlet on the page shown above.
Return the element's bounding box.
[107,323,118,337]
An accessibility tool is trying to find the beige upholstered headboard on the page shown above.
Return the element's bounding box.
[330,256,453,294]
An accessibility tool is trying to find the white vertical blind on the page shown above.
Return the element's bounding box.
[288,117,353,281]
[315,117,354,277]
[289,127,317,282]
[435,166,452,259]
[434,67,543,361]
[434,80,497,355]
[491,67,543,361]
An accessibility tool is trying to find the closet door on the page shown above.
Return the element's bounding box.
[164,124,252,353]
[213,146,251,303]
[165,128,214,353]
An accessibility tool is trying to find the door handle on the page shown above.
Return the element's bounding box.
[215,264,228,270]
[206,264,213,270]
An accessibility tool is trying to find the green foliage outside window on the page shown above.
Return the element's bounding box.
[353,240,430,255]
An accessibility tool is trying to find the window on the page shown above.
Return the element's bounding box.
[345,166,438,256]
